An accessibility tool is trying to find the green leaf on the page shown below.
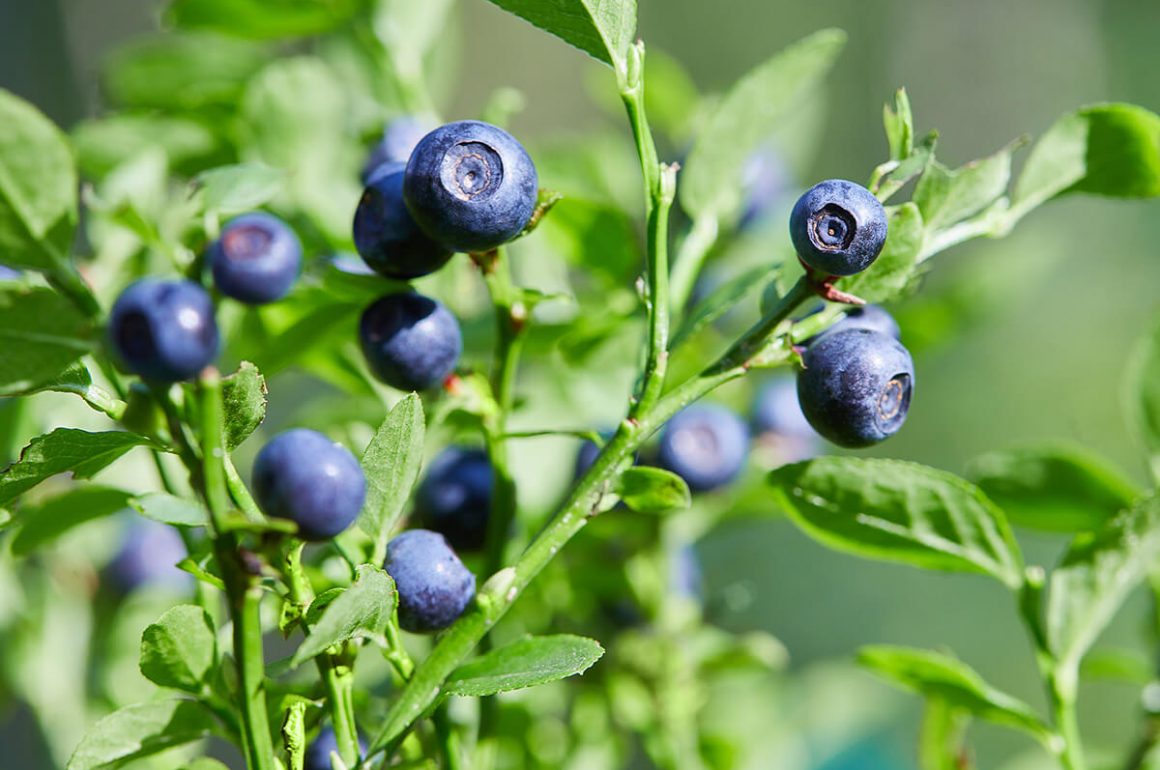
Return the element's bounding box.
[614,467,691,514]
[140,605,217,693]
[1047,495,1160,675]
[672,264,778,347]
[102,33,267,111]
[66,698,216,770]
[11,486,132,556]
[357,394,425,557]
[840,202,923,304]
[1126,317,1160,481]
[914,142,1017,232]
[539,197,641,288]
[0,286,93,394]
[73,114,223,178]
[967,445,1138,533]
[859,645,1053,742]
[0,429,156,507]
[918,698,969,770]
[769,458,1023,588]
[681,29,846,222]
[169,0,367,40]
[374,0,457,75]
[0,88,77,273]
[485,0,637,67]
[445,635,605,696]
[1013,103,1160,216]
[290,565,397,667]
[883,88,914,162]
[194,164,286,217]
[221,361,267,450]
[131,492,209,527]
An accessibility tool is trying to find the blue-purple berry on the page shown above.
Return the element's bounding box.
[208,212,301,304]
[358,293,462,391]
[107,278,219,383]
[353,162,453,280]
[658,404,750,492]
[304,726,367,770]
[789,179,888,276]
[108,518,192,593]
[385,529,476,633]
[361,115,432,183]
[414,447,492,552]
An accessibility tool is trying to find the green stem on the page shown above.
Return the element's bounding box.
[365,278,813,760]
[433,705,464,770]
[668,216,719,314]
[200,370,275,770]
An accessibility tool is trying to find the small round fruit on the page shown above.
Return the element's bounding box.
[385,529,476,633]
[353,162,453,280]
[209,212,302,304]
[108,518,192,593]
[361,115,432,183]
[304,726,367,770]
[414,447,492,552]
[107,278,219,383]
[822,305,900,341]
[359,292,462,391]
[753,377,817,440]
[789,179,888,276]
[657,404,750,492]
[403,120,538,253]
[252,429,366,541]
[796,328,915,448]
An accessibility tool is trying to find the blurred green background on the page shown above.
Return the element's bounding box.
[2,0,1158,768]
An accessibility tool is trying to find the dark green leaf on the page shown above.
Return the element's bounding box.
[967,445,1138,533]
[1013,103,1160,217]
[484,0,637,67]
[0,429,155,507]
[614,467,691,514]
[672,264,778,347]
[169,0,367,40]
[840,202,923,304]
[859,646,1053,742]
[914,142,1017,232]
[1047,495,1160,674]
[769,458,1023,588]
[0,88,77,273]
[681,30,846,222]
[445,635,605,696]
[221,361,267,450]
[194,164,286,217]
[1126,317,1160,481]
[131,492,209,527]
[883,88,914,162]
[140,605,217,692]
[0,286,93,395]
[102,33,267,111]
[11,486,131,556]
[66,699,216,770]
[357,394,425,558]
[290,565,397,666]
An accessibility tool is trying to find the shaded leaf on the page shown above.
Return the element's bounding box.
[66,699,216,770]
[914,143,1017,232]
[672,264,778,347]
[195,164,285,217]
[0,284,92,395]
[614,467,691,514]
[12,486,132,556]
[967,445,1137,533]
[140,605,217,693]
[446,635,604,696]
[290,565,397,666]
[485,0,636,67]
[169,0,367,40]
[841,202,923,304]
[131,492,209,527]
[0,429,156,507]
[768,457,1023,588]
[1126,317,1160,482]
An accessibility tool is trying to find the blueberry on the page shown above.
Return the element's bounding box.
[108,518,192,593]
[353,162,453,280]
[821,305,901,341]
[789,179,887,276]
[358,292,462,391]
[414,447,492,552]
[385,529,476,633]
[669,543,702,603]
[0,264,21,280]
[796,328,915,448]
[403,120,538,253]
[252,429,366,541]
[107,278,219,382]
[657,404,750,493]
[361,116,432,183]
[304,726,367,770]
[208,212,302,305]
[752,378,822,464]
[574,438,603,480]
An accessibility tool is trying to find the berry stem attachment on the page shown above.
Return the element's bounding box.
[797,256,867,305]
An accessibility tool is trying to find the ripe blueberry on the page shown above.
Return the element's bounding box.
[358,292,462,391]
[796,328,915,448]
[821,304,901,341]
[107,278,219,383]
[304,726,367,770]
[252,429,366,541]
[385,529,476,633]
[208,212,302,305]
[789,179,887,276]
[752,378,822,465]
[414,447,492,552]
[657,404,750,492]
[108,518,192,593]
[353,162,453,280]
[403,120,538,253]
[361,115,431,183]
